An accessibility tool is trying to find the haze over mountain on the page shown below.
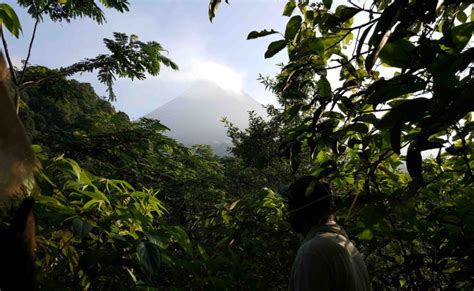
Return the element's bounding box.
[144,81,267,155]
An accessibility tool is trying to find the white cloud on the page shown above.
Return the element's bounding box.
[166,59,245,92]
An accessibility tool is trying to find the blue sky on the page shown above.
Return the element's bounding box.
[4,0,292,119]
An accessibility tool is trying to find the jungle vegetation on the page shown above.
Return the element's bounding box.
[0,0,473,289]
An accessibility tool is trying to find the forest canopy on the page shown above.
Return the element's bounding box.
[0,0,472,289]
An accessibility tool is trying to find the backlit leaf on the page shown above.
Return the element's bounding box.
[247,29,279,40]
[264,40,287,58]
[379,39,416,68]
[137,242,161,277]
[0,4,22,38]
[285,15,302,40]
[335,5,360,23]
[317,76,332,98]
[451,22,474,51]
[283,0,296,16]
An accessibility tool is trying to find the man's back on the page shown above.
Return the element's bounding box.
[289,222,370,291]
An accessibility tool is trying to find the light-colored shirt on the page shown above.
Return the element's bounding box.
[289,222,370,291]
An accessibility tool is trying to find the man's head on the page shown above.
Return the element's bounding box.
[287,176,334,235]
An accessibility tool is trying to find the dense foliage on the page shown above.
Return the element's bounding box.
[245,0,474,288]
[0,0,472,289]
[13,66,297,288]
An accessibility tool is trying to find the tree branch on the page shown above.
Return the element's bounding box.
[19,18,40,84]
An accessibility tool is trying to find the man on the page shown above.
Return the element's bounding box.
[287,176,370,291]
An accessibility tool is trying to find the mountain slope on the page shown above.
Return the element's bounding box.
[144,81,267,155]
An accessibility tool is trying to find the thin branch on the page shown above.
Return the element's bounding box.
[352,23,362,57]
[20,67,75,89]
[311,50,369,72]
[324,30,352,52]
[348,0,382,15]
[338,18,378,31]
[19,18,40,84]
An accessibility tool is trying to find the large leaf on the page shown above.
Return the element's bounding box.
[166,226,193,257]
[366,0,403,71]
[335,5,360,23]
[344,123,369,134]
[317,76,332,98]
[136,242,161,277]
[367,74,426,106]
[264,40,287,58]
[378,98,431,129]
[0,4,22,38]
[323,0,333,9]
[72,217,92,239]
[309,38,325,57]
[379,39,416,68]
[285,15,302,40]
[451,22,474,51]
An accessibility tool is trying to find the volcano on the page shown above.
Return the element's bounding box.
[144,81,267,155]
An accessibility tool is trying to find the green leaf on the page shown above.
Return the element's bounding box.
[451,22,474,51]
[247,29,279,40]
[81,190,110,204]
[0,4,22,38]
[264,40,287,58]
[72,218,92,239]
[368,1,402,47]
[379,39,416,68]
[378,98,430,129]
[286,104,302,120]
[197,244,209,260]
[323,0,333,9]
[335,5,360,23]
[317,76,332,98]
[348,138,362,148]
[457,11,468,23]
[366,0,403,71]
[83,199,101,210]
[283,0,296,16]
[344,123,369,134]
[366,74,426,106]
[209,0,229,22]
[166,226,193,257]
[285,16,302,40]
[354,114,377,125]
[137,242,161,277]
[309,38,325,57]
[358,229,374,240]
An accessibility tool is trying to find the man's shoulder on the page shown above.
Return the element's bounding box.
[298,233,345,256]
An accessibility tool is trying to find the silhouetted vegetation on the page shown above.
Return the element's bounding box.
[0,0,472,289]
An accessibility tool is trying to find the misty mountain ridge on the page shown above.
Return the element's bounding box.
[144,80,267,155]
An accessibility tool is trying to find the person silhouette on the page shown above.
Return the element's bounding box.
[287,176,370,291]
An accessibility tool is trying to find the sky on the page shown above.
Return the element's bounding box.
[4,0,292,119]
